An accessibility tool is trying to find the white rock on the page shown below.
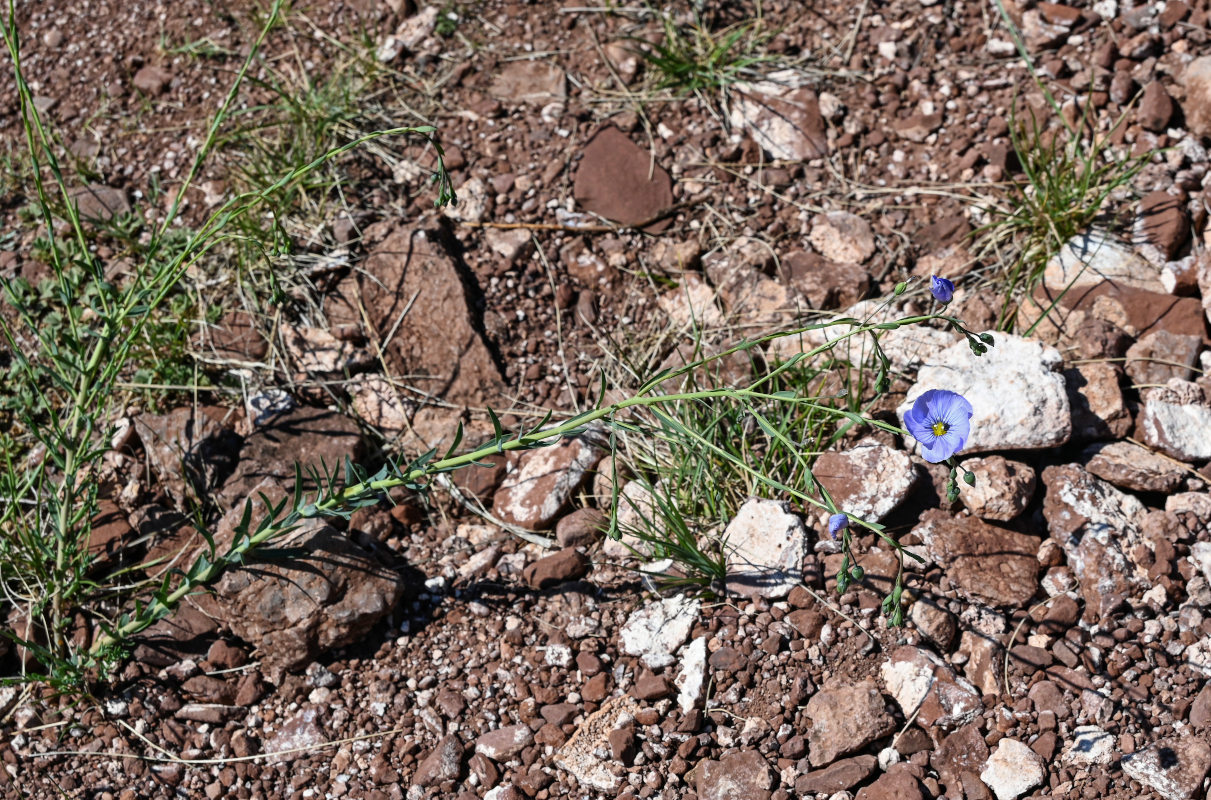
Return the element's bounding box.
[879,325,960,374]
[1121,736,1211,800]
[898,332,1071,454]
[674,637,707,713]
[1044,228,1164,294]
[1190,542,1211,584]
[483,228,531,261]
[282,324,372,376]
[619,595,700,669]
[555,696,640,792]
[980,739,1045,800]
[1139,379,1211,462]
[722,498,807,599]
[1063,726,1115,764]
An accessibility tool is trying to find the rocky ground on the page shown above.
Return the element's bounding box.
[3,0,1211,799]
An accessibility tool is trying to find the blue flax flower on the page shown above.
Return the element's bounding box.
[904,389,972,463]
[828,513,849,539]
[930,275,955,304]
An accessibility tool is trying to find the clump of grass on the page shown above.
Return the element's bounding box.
[975,102,1150,331]
[633,10,779,112]
[975,0,1154,331]
[0,0,452,692]
[601,311,918,597]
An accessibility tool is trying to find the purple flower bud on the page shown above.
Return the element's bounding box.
[930,275,955,304]
[828,513,849,539]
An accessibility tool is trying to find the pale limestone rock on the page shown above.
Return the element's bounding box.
[722,498,807,599]
[1139,379,1211,462]
[675,637,707,713]
[1044,228,1164,294]
[619,595,699,669]
[981,739,1045,800]
[1063,726,1115,765]
[898,332,1070,454]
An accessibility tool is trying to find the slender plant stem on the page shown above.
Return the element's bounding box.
[88,313,958,658]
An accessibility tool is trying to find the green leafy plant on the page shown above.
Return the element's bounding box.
[85,312,990,667]
[0,0,454,692]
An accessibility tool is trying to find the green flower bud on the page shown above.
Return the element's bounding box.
[894,281,908,295]
[963,471,976,486]
[850,566,865,581]
[979,332,995,345]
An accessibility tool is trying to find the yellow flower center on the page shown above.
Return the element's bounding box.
[930,421,949,437]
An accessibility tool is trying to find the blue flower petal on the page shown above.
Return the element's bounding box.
[930,275,955,304]
[905,388,973,463]
[828,513,849,539]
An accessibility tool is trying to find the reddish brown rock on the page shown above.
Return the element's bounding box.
[88,500,135,572]
[892,113,943,143]
[523,547,589,589]
[778,249,871,310]
[810,212,877,264]
[212,513,404,683]
[132,64,171,95]
[1064,363,1132,442]
[573,125,674,232]
[1084,441,1185,493]
[135,405,243,509]
[488,60,566,106]
[493,434,603,529]
[475,724,535,762]
[805,680,895,766]
[358,227,505,433]
[882,646,983,730]
[216,407,361,510]
[1041,464,1149,618]
[855,764,926,800]
[206,310,268,362]
[555,507,607,549]
[69,184,131,222]
[1136,190,1189,261]
[1126,330,1202,387]
[814,439,919,523]
[1029,280,1206,341]
[932,723,990,793]
[414,735,464,787]
[956,456,1036,522]
[1185,57,1211,138]
[795,755,877,795]
[1137,82,1175,133]
[914,510,1041,608]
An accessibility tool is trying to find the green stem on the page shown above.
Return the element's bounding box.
[88,313,955,658]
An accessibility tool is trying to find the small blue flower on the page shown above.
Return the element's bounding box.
[828,513,849,539]
[904,389,973,463]
[930,275,955,304]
